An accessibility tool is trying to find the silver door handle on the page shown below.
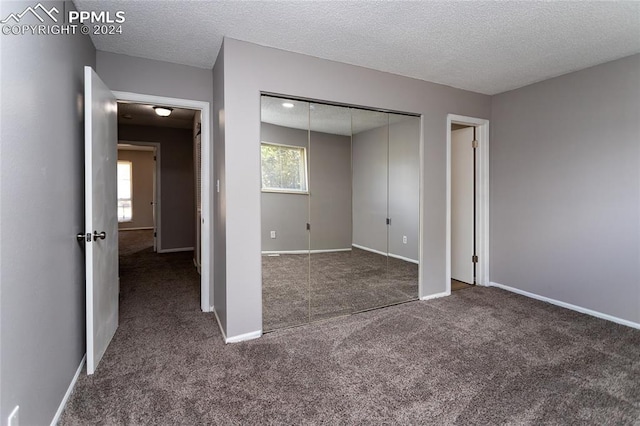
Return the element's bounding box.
[93,231,106,241]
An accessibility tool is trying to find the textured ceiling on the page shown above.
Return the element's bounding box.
[118,102,196,129]
[261,95,415,136]
[74,1,640,95]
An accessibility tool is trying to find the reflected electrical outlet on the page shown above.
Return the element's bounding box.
[270,231,276,239]
[403,236,407,244]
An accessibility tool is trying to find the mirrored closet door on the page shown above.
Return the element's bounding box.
[260,96,311,331]
[261,95,420,332]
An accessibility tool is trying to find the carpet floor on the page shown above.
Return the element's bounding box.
[263,249,419,331]
[60,230,640,425]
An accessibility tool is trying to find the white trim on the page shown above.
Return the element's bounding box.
[118,144,155,152]
[446,114,490,297]
[261,189,310,195]
[420,291,450,301]
[388,253,419,264]
[225,330,262,343]
[418,115,425,299]
[118,227,154,231]
[351,244,419,264]
[262,248,352,255]
[213,302,261,344]
[50,354,86,426]
[113,92,212,313]
[489,282,640,330]
[158,247,194,253]
[311,248,351,254]
[352,243,388,257]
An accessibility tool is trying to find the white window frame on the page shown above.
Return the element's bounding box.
[117,160,133,222]
[260,141,309,194]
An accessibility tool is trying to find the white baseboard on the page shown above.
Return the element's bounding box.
[352,244,419,264]
[489,281,640,330]
[352,244,388,257]
[158,247,194,253]
[420,291,450,301]
[225,330,262,343]
[388,253,419,264]
[118,227,154,231]
[50,354,86,426]
[262,248,352,255]
[213,307,262,343]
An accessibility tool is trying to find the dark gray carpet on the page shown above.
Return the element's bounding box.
[263,249,419,331]
[60,230,640,425]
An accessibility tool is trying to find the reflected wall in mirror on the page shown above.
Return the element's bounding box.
[386,114,420,301]
[261,94,420,332]
[261,96,310,331]
[308,103,354,321]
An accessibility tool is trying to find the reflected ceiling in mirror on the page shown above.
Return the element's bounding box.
[261,95,418,136]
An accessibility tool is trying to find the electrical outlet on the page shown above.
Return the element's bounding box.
[8,406,19,426]
[270,231,276,239]
[402,236,407,244]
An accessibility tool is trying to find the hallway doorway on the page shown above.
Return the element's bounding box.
[114,91,212,312]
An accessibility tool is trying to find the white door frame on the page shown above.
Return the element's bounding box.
[446,114,490,293]
[114,91,212,313]
[117,141,161,250]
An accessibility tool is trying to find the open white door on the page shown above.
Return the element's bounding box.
[451,127,475,284]
[84,66,119,374]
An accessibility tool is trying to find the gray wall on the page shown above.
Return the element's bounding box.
[491,54,640,323]
[0,1,96,424]
[309,131,352,251]
[118,125,195,250]
[219,38,490,338]
[117,149,155,230]
[97,51,213,104]
[260,123,352,252]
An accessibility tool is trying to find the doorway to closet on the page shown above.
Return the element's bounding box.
[451,123,475,291]
[447,114,490,294]
[260,95,422,331]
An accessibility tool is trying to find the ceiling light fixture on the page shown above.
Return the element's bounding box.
[153,106,173,117]
[282,102,294,108]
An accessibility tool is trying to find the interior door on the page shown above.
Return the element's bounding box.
[451,127,475,284]
[84,66,119,374]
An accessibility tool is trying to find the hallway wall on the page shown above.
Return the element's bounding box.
[0,1,96,424]
[119,125,195,250]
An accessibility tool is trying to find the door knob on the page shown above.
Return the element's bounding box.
[93,231,106,241]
